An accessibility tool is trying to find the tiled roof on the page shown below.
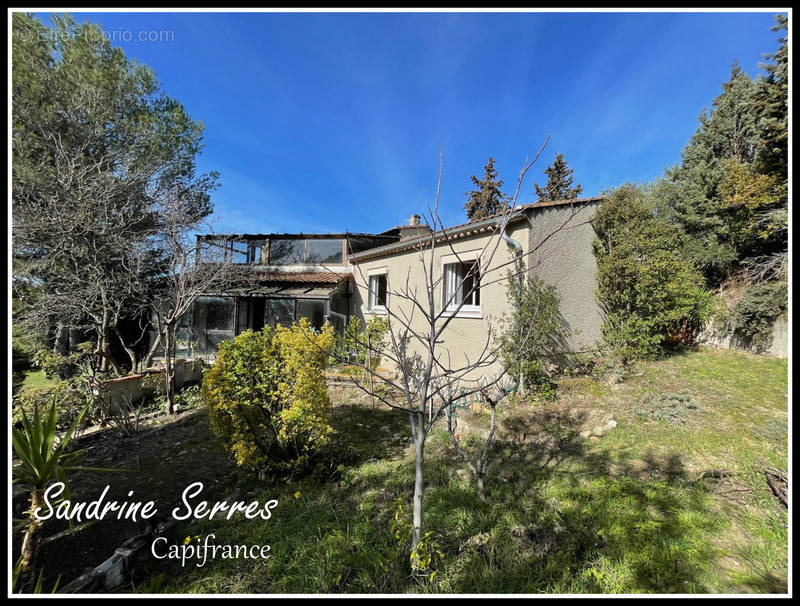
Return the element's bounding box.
[350,196,604,262]
[253,271,351,284]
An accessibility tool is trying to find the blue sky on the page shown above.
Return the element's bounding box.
[40,11,785,234]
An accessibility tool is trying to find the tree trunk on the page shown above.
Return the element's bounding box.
[164,324,175,414]
[113,325,138,374]
[19,490,44,590]
[143,331,162,370]
[411,411,424,561]
[53,323,69,355]
[476,474,485,501]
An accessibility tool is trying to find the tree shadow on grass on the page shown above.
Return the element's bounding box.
[421,406,728,593]
[122,403,781,594]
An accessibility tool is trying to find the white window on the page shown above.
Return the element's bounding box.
[368,273,388,312]
[443,260,481,313]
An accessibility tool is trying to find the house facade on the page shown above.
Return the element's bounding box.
[179,197,604,376]
[349,197,604,378]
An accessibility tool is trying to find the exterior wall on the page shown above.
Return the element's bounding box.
[524,201,604,353]
[351,202,605,382]
[351,221,530,381]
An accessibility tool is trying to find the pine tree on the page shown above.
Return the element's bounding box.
[656,62,763,286]
[752,14,788,180]
[534,153,583,202]
[464,157,509,221]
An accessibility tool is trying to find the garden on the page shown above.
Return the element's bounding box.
[12,342,788,594]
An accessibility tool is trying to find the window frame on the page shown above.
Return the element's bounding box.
[442,255,482,319]
[367,270,389,314]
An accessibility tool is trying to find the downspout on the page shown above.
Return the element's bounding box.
[498,214,525,393]
[500,220,523,258]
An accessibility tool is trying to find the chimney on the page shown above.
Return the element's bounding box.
[409,214,421,227]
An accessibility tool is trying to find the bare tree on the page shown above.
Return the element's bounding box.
[145,188,256,414]
[329,139,596,563]
[443,375,514,501]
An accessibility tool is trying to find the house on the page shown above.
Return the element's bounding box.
[180,197,604,377]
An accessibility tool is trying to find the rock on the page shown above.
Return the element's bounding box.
[380,425,390,432]
[591,425,606,437]
[605,419,618,430]
[579,430,591,439]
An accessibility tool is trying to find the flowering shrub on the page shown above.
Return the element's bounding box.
[203,318,336,474]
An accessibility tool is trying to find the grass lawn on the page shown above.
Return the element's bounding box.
[13,368,58,393]
[41,348,787,594]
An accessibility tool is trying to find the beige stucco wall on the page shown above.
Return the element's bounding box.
[524,201,604,353]
[351,203,604,381]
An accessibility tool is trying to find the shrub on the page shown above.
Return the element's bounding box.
[140,371,166,400]
[31,342,93,380]
[174,384,202,410]
[203,318,337,475]
[334,316,389,370]
[12,328,37,374]
[593,185,713,363]
[12,380,91,431]
[635,390,699,424]
[727,280,787,352]
[496,261,565,400]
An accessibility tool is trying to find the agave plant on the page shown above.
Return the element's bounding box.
[12,397,117,590]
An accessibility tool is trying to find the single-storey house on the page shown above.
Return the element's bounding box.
[179,197,604,378]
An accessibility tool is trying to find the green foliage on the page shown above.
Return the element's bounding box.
[726,281,787,353]
[464,157,510,221]
[534,152,583,202]
[390,497,412,548]
[140,371,166,400]
[174,384,203,410]
[12,326,39,374]
[12,397,116,493]
[335,316,389,370]
[752,15,788,181]
[12,13,216,364]
[496,259,564,399]
[12,559,60,594]
[635,390,699,424]
[203,319,337,474]
[31,342,93,380]
[593,185,713,363]
[128,351,785,594]
[13,380,91,431]
[654,19,788,289]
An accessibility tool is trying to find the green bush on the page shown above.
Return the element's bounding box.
[334,316,389,370]
[12,329,37,374]
[203,318,337,475]
[635,390,699,424]
[727,280,787,352]
[12,380,91,430]
[593,185,713,363]
[174,384,202,410]
[31,342,93,380]
[496,261,564,400]
[140,371,166,400]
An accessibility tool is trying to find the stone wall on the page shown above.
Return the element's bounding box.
[695,315,788,358]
